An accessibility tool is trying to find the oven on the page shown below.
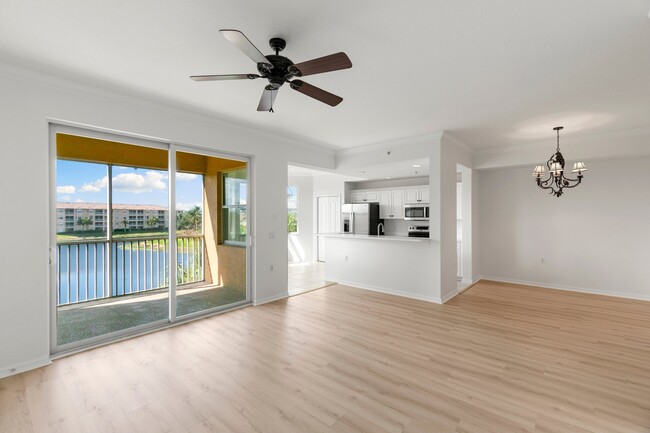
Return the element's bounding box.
[408,225,430,238]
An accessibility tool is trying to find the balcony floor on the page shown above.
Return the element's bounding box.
[57,284,246,346]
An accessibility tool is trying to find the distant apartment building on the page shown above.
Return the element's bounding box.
[57,202,169,233]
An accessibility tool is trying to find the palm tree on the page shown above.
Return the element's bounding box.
[187,206,202,231]
[146,216,159,231]
[121,217,129,231]
[77,216,93,231]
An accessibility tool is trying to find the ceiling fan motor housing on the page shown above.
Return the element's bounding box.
[258,53,296,89]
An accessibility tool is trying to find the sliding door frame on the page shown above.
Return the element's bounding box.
[48,121,253,356]
[172,143,253,313]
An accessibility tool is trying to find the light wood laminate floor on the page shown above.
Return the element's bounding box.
[1,280,650,433]
[288,261,334,295]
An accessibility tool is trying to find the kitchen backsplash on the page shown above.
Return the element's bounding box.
[384,219,426,237]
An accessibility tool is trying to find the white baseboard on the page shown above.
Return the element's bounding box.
[440,290,459,303]
[480,276,650,302]
[330,279,446,304]
[253,291,289,306]
[0,356,51,379]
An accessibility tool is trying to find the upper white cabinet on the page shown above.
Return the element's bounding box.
[378,189,405,219]
[350,191,379,203]
[391,190,405,219]
[404,186,429,203]
[350,185,426,218]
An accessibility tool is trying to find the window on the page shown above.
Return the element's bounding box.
[287,186,298,233]
[222,168,247,245]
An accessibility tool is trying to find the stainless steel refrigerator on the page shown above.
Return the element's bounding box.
[341,203,382,235]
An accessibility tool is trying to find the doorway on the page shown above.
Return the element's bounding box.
[456,164,474,292]
[287,165,342,296]
[50,124,251,354]
[317,195,340,262]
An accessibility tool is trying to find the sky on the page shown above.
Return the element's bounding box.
[56,160,203,210]
[287,186,297,209]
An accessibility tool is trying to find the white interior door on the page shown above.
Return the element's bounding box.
[317,195,340,262]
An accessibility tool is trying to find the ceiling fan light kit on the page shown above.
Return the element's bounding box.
[532,126,587,197]
[190,29,352,112]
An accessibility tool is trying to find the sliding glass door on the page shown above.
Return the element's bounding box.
[174,150,248,318]
[51,126,250,353]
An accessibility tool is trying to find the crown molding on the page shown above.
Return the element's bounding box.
[336,131,444,156]
[441,131,474,153]
[0,61,338,157]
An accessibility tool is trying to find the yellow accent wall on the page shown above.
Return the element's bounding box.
[57,134,246,175]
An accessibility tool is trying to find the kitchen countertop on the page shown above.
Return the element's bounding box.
[324,233,430,243]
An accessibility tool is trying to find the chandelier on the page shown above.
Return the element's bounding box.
[532,126,587,197]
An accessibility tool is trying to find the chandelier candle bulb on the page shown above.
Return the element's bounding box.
[532,126,586,197]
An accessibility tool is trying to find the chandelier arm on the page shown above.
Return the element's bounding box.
[536,176,555,190]
[540,172,554,186]
[561,177,583,189]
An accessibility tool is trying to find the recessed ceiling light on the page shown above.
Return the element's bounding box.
[385,176,392,180]
[412,164,422,168]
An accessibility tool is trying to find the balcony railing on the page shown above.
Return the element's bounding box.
[56,235,204,306]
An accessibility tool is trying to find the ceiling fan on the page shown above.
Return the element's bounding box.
[190,29,352,112]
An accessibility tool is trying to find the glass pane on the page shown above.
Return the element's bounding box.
[288,186,298,233]
[176,151,247,318]
[56,160,108,242]
[107,165,169,338]
[55,136,169,348]
[55,160,108,310]
[224,168,247,206]
[222,206,247,243]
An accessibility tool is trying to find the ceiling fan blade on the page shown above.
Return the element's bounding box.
[257,86,278,112]
[289,80,343,107]
[190,74,260,81]
[290,52,352,77]
[220,29,272,68]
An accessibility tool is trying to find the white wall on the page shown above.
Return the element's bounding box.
[430,134,474,301]
[0,63,336,377]
[479,156,650,300]
[313,172,356,198]
[288,175,314,263]
[325,237,435,302]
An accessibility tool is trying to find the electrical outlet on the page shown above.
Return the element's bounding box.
[541,257,545,264]
[269,265,274,271]
[269,231,275,239]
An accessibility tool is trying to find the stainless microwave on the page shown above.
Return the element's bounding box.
[404,203,429,220]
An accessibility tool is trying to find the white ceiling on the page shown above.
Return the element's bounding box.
[1,0,649,151]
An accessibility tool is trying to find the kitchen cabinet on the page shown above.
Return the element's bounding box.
[404,186,429,204]
[378,189,404,219]
[350,190,379,203]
